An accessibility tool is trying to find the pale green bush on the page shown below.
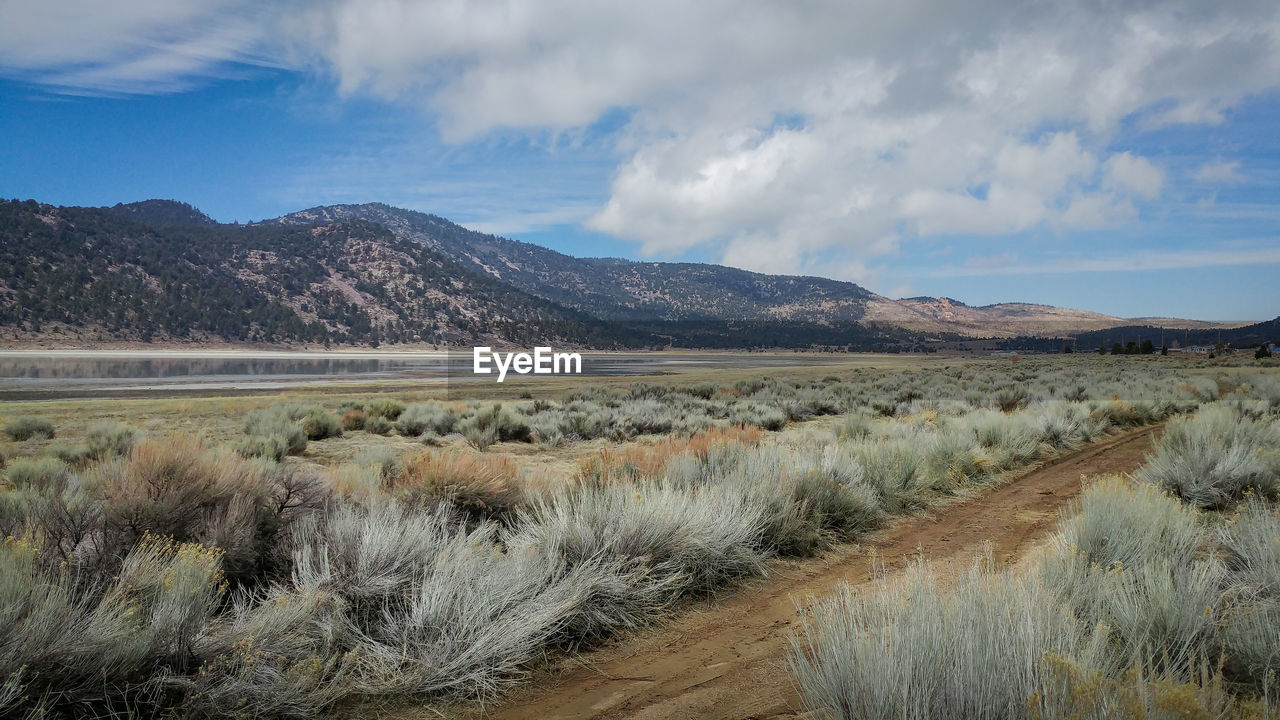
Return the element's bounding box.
[790,561,1092,720]
[396,402,459,437]
[3,416,54,441]
[1138,405,1280,509]
[4,457,70,491]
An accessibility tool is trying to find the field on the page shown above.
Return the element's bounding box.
[0,354,1277,719]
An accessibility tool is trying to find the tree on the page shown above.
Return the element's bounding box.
[1257,344,1272,360]
[1097,346,1106,355]
[1140,339,1154,354]
[1161,345,1169,356]
[1124,341,1139,355]
[1111,342,1123,355]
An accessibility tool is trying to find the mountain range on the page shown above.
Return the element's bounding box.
[0,198,1267,350]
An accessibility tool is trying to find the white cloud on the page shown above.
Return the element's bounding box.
[1104,152,1165,198]
[0,0,275,93]
[280,0,1277,276]
[1060,193,1137,230]
[4,0,1280,283]
[1195,160,1246,183]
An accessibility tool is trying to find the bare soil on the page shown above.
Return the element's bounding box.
[431,424,1162,720]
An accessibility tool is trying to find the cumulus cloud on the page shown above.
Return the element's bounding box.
[282,0,1280,277]
[1104,152,1165,198]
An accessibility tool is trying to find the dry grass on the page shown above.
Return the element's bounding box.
[575,424,763,484]
[387,449,525,522]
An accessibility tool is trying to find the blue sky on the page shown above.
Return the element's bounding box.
[1,1,1278,322]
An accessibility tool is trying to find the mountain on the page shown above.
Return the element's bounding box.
[265,203,1237,339]
[0,197,1254,349]
[0,199,643,347]
[265,203,875,325]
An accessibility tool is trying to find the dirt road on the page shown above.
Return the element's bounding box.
[445,424,1161,720]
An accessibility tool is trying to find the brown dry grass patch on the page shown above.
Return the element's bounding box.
[576,424,763,484]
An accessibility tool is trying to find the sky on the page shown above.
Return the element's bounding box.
[1,0,1278,322]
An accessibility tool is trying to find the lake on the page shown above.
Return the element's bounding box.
[0,350,849,400]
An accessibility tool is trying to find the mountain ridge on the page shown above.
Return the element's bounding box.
[262,202,1241,338]
[0,198,1261,349]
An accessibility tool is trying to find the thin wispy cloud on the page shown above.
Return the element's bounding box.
[0,0,279,94]
[923,245,1280,278]
[1195,160,1246,184]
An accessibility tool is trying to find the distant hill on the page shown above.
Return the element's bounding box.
[107,199,217,226]
[1003,318,1279,353]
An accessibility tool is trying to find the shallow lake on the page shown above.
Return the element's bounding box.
[0,350,847,400]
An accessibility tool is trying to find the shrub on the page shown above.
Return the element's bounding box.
[1050,476,1205,573]
[85,437,320,587]
[365,416,393,436]
[4,456,70,490]
[835,409,876,440]
[528,412,567,446]
[175,584,349,718]
[609,399,675,438]
[395,403,458,437]
[235,434,290,462]
[1137,406,1280,509]
[683,381,719,399]
[948,410,1042,470]
[919,430,987,493]
[457,404,530,449]
[1042,478,1222,676]
[459,416,498,450]
[576,425,765,486]
[388,450,525,523]
[1219,499,1280,690]
[283,503,669,702]
[354,446,402,480]
[241,407,308,456]
[43,425,136,465]
[790,561,1089,720]
[847,437,926,513]
[728,401,787,431]
[298,408,342,441]
[340,408,368,431]
[992,386,1028,412]
[3,416,54,441]
[795,466,883,541]
[0,534,226,715]
[1029,403,1097,450]
[511,481,769,600]
[365,398,408,420]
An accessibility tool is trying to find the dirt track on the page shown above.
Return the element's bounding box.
[443,424,1161,720]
